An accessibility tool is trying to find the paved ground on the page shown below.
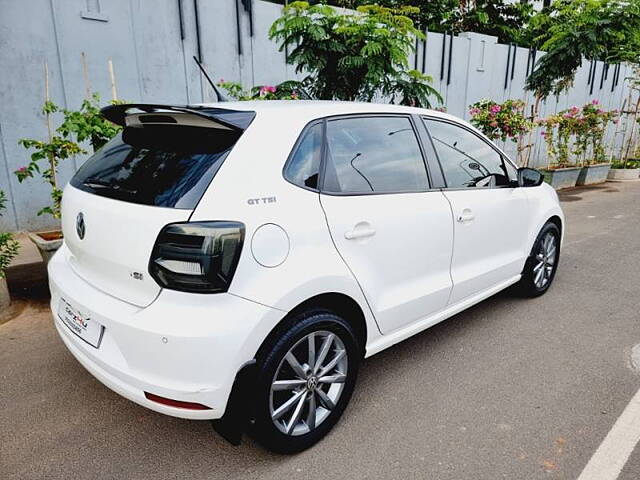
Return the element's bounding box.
[2,181,640,480]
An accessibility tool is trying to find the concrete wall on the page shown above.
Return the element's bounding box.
[0,0,637,231]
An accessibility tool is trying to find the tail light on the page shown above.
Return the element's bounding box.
[149,221,245,293]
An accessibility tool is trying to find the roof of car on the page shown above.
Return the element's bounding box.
[195,100,457,122]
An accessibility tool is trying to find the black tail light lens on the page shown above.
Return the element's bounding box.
[149,221,245,293]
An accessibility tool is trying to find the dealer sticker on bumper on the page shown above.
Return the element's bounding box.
[58,297,104,348]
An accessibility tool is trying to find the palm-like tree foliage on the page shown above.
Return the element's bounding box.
[269,2,442,107]
[525,0,640,99]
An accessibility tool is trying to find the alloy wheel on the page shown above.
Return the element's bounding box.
[269,331,348,436]
[533,232,557,289]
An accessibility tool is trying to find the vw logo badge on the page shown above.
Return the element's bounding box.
[76,212,86,240]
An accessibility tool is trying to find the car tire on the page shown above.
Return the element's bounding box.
[514,222,561,297]
[250,310,360,454]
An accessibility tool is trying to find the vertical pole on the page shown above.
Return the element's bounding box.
[504,44,511,90]
[421,28,428,73]
[108,58,118,101]
[623,95,640,163]
[177,0,185,40]
[619,87,633,161]
[235,0,242,55]
[609,98,625,162]
[440,32,447,81]
[589,61,597,96]
[81,52,91,99]
[44,62,57,192]
[193,0,202,62]
[447,32,453,86]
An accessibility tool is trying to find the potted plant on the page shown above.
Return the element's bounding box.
[608,158,640,180]
[0,190,20,310]
[537,112,582,189]
[15,94,121,262]
[574,100,617,185]
[15,100,83,262]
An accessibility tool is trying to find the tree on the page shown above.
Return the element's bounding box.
[458,0,534,45]
[334,0,533,44]
[525,0,640,99]
[269,2,442,107]
[334,0,459,32]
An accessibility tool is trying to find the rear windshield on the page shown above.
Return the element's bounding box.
[70,124,240,208]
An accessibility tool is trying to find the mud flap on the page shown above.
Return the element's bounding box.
[211,361,257,446]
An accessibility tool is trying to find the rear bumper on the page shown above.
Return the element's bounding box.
[48,244,283,420]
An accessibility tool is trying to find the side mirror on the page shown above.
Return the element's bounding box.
[517,167,544,187]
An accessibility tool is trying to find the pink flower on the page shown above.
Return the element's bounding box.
[18,166,26,172]
[592,99,599,105]
[260,85,276,95]
[490,105,501,114]
[490,121,498,127]
[219,78,225,83]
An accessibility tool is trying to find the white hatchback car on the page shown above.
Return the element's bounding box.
[49,101,563,453]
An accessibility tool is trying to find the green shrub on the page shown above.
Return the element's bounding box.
[0,191,19,278]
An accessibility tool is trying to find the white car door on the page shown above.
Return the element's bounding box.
[423,118,530,304]
[320,115,454,334]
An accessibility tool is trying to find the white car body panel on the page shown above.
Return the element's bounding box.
[443,187,531,304]
[320,191,454,334]
[61,185,190,307]
[49,244,284,419]
[48,100,564,421]
[189,108,381,339]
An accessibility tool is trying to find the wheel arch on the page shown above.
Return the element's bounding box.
[254,292,369,362]
[525,205,565,259]
[547,214,563,239]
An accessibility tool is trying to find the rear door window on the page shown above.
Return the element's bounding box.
[70,124,241,209]
[322,116,429,194]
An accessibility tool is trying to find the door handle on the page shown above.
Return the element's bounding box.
[457,209,475,223]
[344,227,376,240]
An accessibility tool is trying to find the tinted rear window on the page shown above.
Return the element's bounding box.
[70,125,240,208]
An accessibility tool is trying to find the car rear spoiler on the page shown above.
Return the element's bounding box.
[101,104,256,132]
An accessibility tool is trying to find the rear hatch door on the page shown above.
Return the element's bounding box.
[62,104,255,307]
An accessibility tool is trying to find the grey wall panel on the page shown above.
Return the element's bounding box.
[197,0,242,101]
[0,0,70,231]
[127,0,190,104]
[1,0,639,230]
[425,32,447,104]
[443,36,471,118]
[251,1,287,87]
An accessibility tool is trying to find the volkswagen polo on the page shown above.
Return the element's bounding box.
[48,101,563,453]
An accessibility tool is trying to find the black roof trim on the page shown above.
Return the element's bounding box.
[101,104,256,131]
